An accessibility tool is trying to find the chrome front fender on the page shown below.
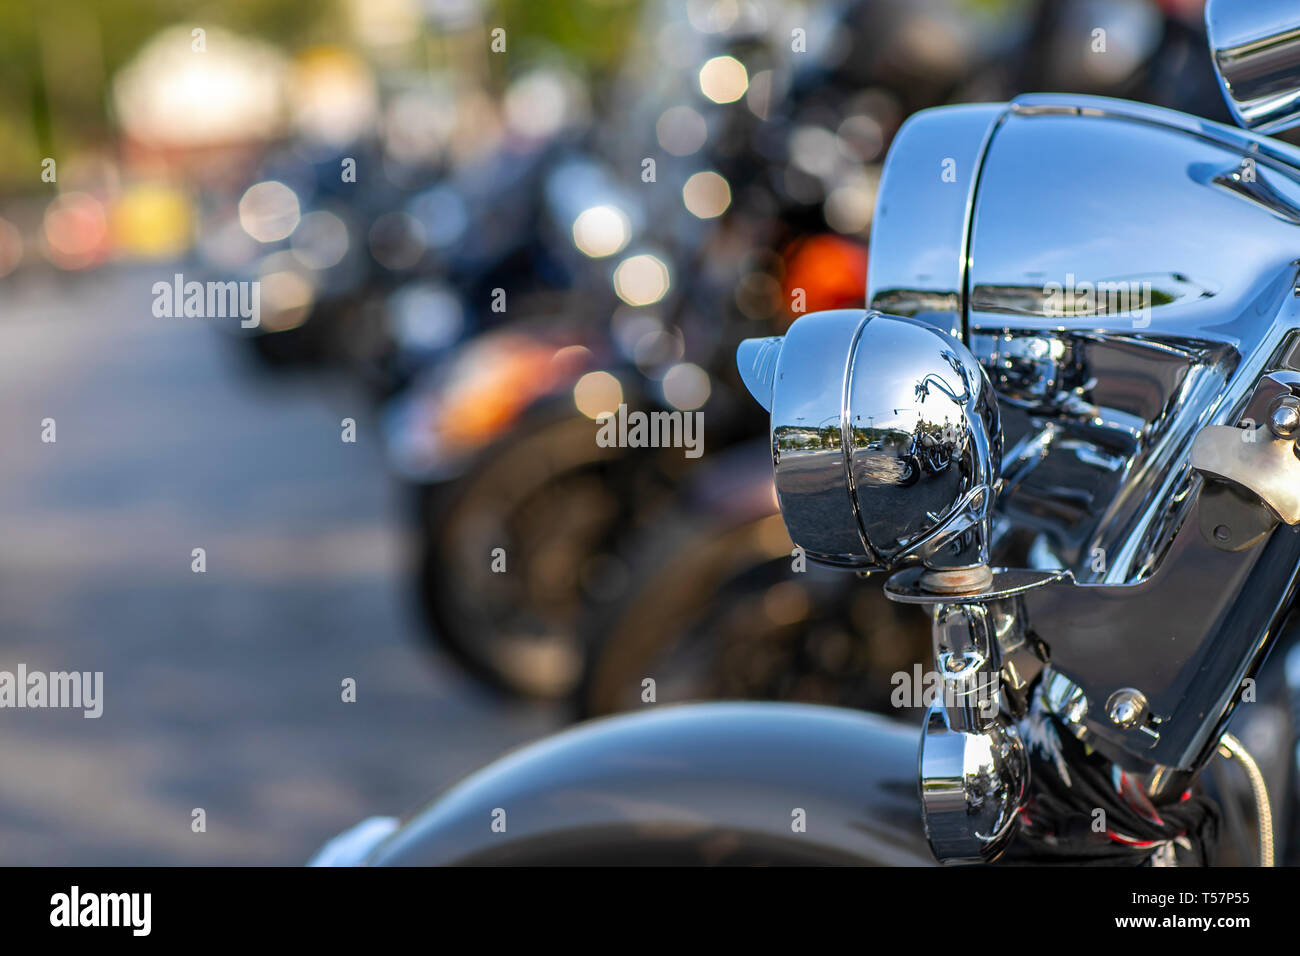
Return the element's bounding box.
[352,703,931,866]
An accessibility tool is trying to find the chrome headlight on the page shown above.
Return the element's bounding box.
[737,309,1001,576]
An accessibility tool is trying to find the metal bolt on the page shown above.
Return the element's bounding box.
[1268,396,1300,438]
[1106,688,1148,729]
[1044,671,1088,724]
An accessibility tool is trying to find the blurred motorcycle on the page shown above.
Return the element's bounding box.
[315,0,1300,865]
[575,0,1241,720]
[390,1,803,696]
[575,438,931,717]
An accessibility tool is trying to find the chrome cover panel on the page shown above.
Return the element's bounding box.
[867,103,1003,340]
[863,93,1300,772]
[968,99,1300,584]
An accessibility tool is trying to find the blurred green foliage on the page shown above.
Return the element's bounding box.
[0,0,333,192]
[0,0,646,194]
[493,0,646,72]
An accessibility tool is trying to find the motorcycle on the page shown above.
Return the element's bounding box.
[574,437,933,719]
[313,0,1300,865]
[574,0,1240,722]
[393,0,810,698]
[403,0,1033,701]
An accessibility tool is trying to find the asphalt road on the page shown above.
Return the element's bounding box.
[0,265,559,864]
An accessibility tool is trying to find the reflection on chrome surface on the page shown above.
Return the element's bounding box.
[739,309,1001,576]
[857,91,1300,777]
[1207,0,1300,135]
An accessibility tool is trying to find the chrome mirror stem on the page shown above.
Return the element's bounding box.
[1207,0,1300,135]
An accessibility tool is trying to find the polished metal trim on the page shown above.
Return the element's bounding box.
[867,104,1006,339]
[1206,0,1300,134]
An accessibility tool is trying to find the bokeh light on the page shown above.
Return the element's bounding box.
[387,282,465,352]
[257,258,317,332]
[613,254,671,306]
[825,167,880,235]
[113,25,287,147]
[238,181,301,244]
[662,362,711,410]
[572,205,630,258]
[656,106,708,156]
[698,56,748,104]
[290,210,350,270]
[505,68,588,140]
[289,46,378,146]
[573,371,624,420]
[682,171,731,219]
[44,193,110,270]
[111,182,194,259]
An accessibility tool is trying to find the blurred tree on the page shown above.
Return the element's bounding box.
[491,0,645,72]
[0,0,648,193]
[0,0,328,194]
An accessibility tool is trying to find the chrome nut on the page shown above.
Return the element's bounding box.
[1268,395,1300,438]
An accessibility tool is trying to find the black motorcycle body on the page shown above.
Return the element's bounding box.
[354,703,931,866]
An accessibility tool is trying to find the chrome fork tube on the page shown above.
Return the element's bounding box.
[919,596,1029,863]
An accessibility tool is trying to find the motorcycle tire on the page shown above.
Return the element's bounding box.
[416,403,678,699]
[898,455,922,488]
[576,508,931,720]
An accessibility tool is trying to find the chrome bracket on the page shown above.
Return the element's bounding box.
[1192,371,1300,524]
[904,575,1035,863]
